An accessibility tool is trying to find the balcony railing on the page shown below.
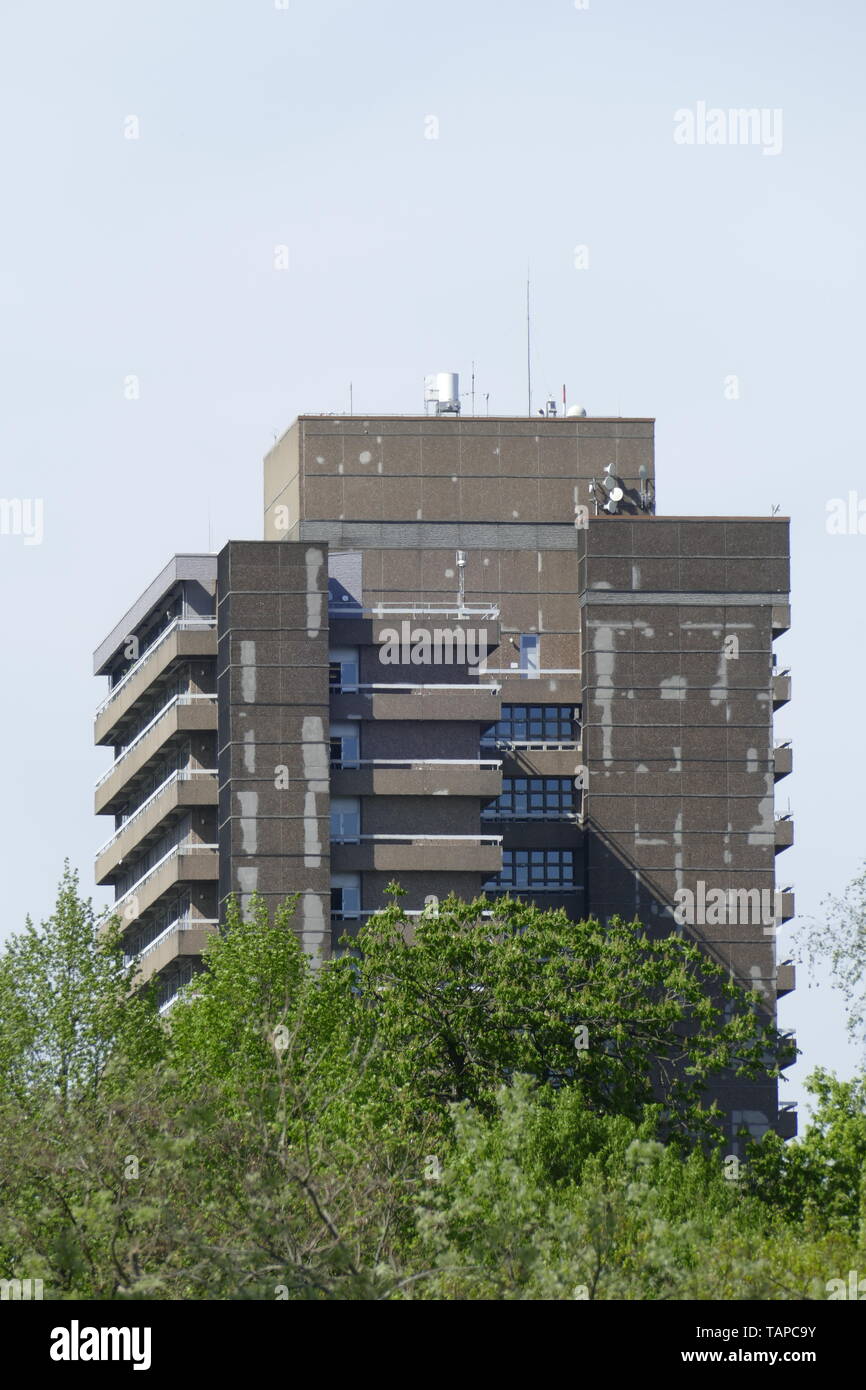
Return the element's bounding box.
[335,682,501,693]
[94,693,216,790]
[331,908,497,920]
[124,916,219,967]
[158,986,201,1016]
[484,883,576,894]
[481,738,579,751]
[96,768,218,856]
[335,603,500,620]
[101,841,219,923]
[95,617,216,719]
[330,833,503,845]
[330,758,501,770]
[499,668,580,677]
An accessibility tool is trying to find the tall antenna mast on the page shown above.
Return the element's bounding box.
[526,268,532,416]
[471,360,476,417]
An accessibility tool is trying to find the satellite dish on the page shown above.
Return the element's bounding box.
[610,486,624,502]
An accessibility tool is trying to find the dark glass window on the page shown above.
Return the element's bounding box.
[483,849,575,892]
[481,704,577,746]
[482,777,578,820]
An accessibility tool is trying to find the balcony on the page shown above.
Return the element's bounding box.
[95,769,218,885]
[496,746,583,779]
[367,608,500,648]
[94,694,217,815]
[776,1102,797,1139]
[772,670,791,708]
[95,618,217,745]
[100,841,219,929]
[330,834,502,874]
[778,1030,798,1069]
[126,917,219,985]
[157,971,200,1015]
[328,605,502,657]
[775,888,795,922]
[331,682,501,723]
[771,604,791,638]
[497,670,582,705]
[773,742,793,780]
[774,817,794,852]
[776,961,796,997]
[330,758,502,799]
[329,905,500,951]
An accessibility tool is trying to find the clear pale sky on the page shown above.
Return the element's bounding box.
[1,0,863,1119]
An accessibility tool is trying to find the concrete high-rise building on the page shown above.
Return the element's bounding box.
[93,407,795,1140]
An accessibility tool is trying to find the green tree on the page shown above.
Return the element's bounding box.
[413,1077,857,1301]
[0,863,163,1106]
[745,1068,866,1241]
[331,889,783,1142]
[166,893,308,1108]
[1,878,857,1301]
[798,861,866,1052]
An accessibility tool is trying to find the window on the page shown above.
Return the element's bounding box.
[481,704,578,747]
[330,721,360,768]
[483,849,575,893]
[331,873,361,919]
[482,777,578,820]
[330,796,360,842]
[329,647,359,692]
[518,633,540,677]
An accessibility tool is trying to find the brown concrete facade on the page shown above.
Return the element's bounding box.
[94,413,794,1141]
[259,413,793,1144]
[575,515,793,1136]
[216,540,331,959]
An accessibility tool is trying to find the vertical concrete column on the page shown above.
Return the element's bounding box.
[577,516,791,1132]
[217,540,330,959]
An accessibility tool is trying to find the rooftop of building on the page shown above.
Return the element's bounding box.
[93,553,217,675]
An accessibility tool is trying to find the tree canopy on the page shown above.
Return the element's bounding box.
[0,870,863,1300]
